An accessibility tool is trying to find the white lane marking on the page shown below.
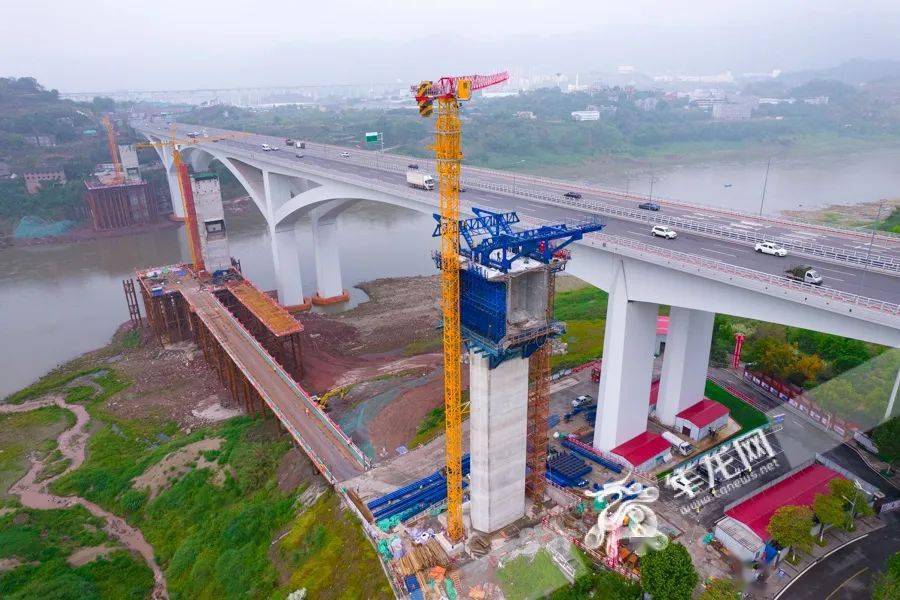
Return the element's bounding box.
[701,247,738,258]
[824,276,845,282]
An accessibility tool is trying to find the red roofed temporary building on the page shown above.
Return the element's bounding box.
[654,315,669,354]
[714,463,842,561]
[610,431,672,472]
[675,398,730,441]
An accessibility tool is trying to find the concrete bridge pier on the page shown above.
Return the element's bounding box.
[270,222,309,311]
[310,201,351,305]
[592,264,660,452]
[469,351,530,533]
[656,307,715,427]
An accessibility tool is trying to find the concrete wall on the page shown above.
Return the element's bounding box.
[191,174,230,273]
[469,352,529,533]
[675,413,729,441]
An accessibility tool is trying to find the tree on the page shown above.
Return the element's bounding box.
[641,543,699,600]
[548,570,640,600]
[828,478,874,529]
[699,578,741,600]
[792,353,825,385]
[872,552,900,600]
[873,416,900,474]
[768,505,814,560]
[812,492,845,540]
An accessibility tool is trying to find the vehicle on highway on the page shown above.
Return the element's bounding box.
[563,191,582,199]
[261,144,273,151]
[638,201,661,211]
[785,265,822,285]
[340,151,350,158]
[459,186,467,192]
[408,163,419,169]
[650,225,677,239]
[285,138,294,146]
[406,171,435,190]
[572,394,593,408]
[298,142,306,149]
[755,241,788,257]
[295,152,304,159]
[187,131,199,138]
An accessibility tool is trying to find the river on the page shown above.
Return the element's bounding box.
[0,203,437,398]
[2,148,899,397]
[541,146,900,215]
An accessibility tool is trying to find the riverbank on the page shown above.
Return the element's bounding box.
[781,198,900,230]
[1,218,180,249]
[0,326,391,599]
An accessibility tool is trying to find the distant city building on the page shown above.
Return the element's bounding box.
[636,97,659,112]
[758,97,796,105]
[514,111,536,120]
[804,96,830,105]
[23,169,66,194]
[617,65,636,75]
[571,110,600,121]
[25,134,57,147]
[712,99,757,121]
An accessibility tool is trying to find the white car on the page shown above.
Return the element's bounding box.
[755,241,788,257]
[340,151,350,158]
[261,144,273,151]
[651,225,677,239]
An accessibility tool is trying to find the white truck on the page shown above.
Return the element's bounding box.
[784,265,823,285]
[406,171,435,191]
[661,431,694,456]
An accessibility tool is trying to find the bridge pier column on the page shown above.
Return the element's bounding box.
[270,223,310,311]
[593,264,659,452]
[469,351,529,534]
[166,166,185,219]
[656,307,715,427]
[311,213,348,305]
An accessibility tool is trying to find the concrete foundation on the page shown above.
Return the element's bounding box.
[469,352,529,533]
[656,307,715,426]
[593,265,659,451]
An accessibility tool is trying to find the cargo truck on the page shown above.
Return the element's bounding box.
[661,431,694,456]
[406,171,435,190]
[784,265,823,285]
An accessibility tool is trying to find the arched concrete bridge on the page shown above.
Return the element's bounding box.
[137,120,899,463]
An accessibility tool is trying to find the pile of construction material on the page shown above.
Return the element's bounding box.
[395,538,449,577]
[367,454,471,527]
[546,452,591,487]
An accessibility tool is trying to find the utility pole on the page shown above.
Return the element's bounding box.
[859,198,886,294]
[884,363,900,422]
[759,158,771,215]
[649,173,658,202]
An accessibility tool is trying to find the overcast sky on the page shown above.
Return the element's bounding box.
[3,1,900,92]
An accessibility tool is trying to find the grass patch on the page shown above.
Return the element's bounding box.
[276,490,392,600]
[0,406,74,496]
[0,505,154,599]
[3,367,106,405]
[554,287,609,322]
[403,335,443,357]
[408,391,470,448]
[497,549,570,600]
[552,319,605,371]
[704,380,769,431]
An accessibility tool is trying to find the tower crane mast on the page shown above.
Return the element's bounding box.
[101,115,124,185]
[414,71,509,542]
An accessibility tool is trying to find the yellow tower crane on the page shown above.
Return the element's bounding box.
[414,71,509,542]
[136,125,248,274]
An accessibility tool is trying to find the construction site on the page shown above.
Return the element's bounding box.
[117,73,778,598]
[82,116,166,230]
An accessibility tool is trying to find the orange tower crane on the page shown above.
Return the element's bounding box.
[101,115,124,184]
[136,126,248,274]
[414,71,509,542]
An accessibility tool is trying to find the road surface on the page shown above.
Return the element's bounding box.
[137,121,900,307]
[784,515,900,600]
